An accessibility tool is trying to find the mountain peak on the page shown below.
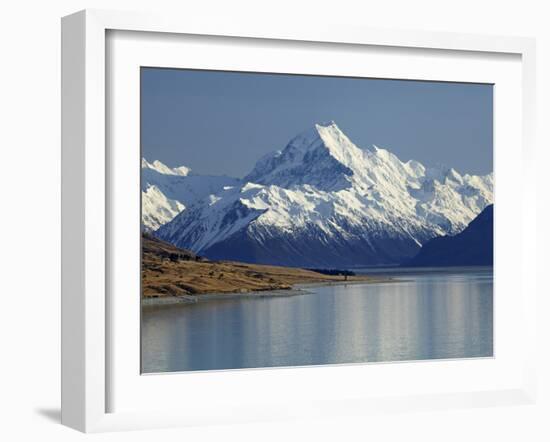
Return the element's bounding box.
[289,120,344,147]
[142,157,192,176]
[313,120,349,142]
[315,120,338,129]
[244,122,365,191]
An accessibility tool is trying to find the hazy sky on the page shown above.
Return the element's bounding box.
[141,68,493,178]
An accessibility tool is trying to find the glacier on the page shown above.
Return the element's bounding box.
[152,121,493,267]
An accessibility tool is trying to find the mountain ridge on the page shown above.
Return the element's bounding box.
[154,122,493,267]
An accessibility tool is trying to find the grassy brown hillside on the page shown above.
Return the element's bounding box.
[142,234,372,298]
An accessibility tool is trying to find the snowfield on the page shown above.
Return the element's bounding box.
[150,122,493,266]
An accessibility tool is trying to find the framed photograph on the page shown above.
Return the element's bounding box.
[61,9,537,432]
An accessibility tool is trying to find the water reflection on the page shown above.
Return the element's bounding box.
[142,268,493,373]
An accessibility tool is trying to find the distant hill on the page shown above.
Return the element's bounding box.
[405,204,493,267]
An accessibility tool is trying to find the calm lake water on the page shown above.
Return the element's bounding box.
[141,267,493,373]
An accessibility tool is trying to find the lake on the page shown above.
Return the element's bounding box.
[141,267,493,373]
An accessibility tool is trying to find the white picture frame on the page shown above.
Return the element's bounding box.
[61,9,537,433]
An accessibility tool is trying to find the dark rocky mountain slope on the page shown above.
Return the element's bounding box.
[406,204,493,267]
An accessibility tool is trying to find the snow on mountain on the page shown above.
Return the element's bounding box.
[141,158,240,231]
[142,185,185,231]
[141,158,192,176]
[155,122,493,266]
[244,121,363,191]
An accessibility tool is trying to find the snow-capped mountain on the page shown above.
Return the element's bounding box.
[141,158,240,231]
[155,122,493,266]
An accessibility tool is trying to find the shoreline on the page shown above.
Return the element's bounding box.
[141,277,392,307]
[295,277,394,289]
[141,288,311,306]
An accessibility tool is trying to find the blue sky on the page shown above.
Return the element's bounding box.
[141,68,493,177]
